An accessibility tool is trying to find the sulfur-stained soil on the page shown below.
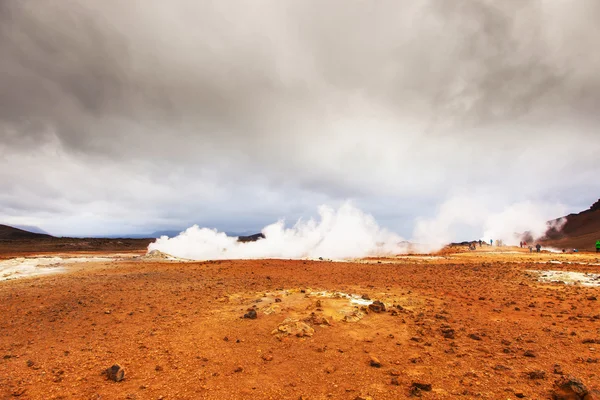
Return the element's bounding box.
[1,248,600,399]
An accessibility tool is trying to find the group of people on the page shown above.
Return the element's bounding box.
[466,239,600,252]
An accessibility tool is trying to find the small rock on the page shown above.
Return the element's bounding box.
[369,355,382,368]
[441,328,455,339]
[243,309,257,319]
[587,296,597,301]
[234,366,243,373]
[552,375,592,399]
[368,301,386,313]
[524,350,536,358]
[261,354,273,361]
[468,333,482,341]
[553,364,564,375]
[527,370,546,380]
[410,382,432,396]
[105,364,124,382]
[275,298,282,303]
[391,376,400,386]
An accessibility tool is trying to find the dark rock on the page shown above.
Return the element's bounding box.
[105,364,125,382]
[528,370,546,380]
[524,350,536,358]
[553,364,564,375]
[552,375,591,399]
[468,333,482,341]
[368,301,386,313]
[369,355,382,368]
[243,309,257,319]
[441,328,455,339]
[411,382,432,391]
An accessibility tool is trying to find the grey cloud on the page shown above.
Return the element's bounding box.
[0,0,599,236]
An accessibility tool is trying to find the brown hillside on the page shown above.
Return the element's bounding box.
[0,224,53,240]
[542,199,600,251]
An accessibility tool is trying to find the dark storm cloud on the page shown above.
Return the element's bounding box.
[1,0,599,236]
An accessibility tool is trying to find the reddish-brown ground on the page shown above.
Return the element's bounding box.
[1,248,600,399]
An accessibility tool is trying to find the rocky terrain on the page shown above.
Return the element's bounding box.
[1,248,599,399]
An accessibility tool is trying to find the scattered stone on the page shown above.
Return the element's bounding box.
[369,355,382,368]
[527,370,546,380]
[582,339,600,344]
[410,382,432,396]
[275,298,282,303]
[368,301,386,313]
[587,296,597,301]
[261,354,273,361]
[354,396,373,400]
[243,309,257,319]
[272,318,315,338]
[515,393,525,398]
[324,365,336,374]
[552,375,592,399]
[441,328,455,339]
[524,350,536,358]
[553,364,564,375]
[493,364,511,371]
[391,376,400,386]
[234,366,243,373]
[468,333,482,341]
[105,364,125,382]
[26,360,34,368]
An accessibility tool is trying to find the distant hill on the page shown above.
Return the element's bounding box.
[0,224,53,240]
[541,199,600,251]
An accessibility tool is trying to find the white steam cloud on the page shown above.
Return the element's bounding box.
[413,196,567,251]
[149,198,568,260]
[148,203,408,260]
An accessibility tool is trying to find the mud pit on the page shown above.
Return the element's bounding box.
[1,249,599,399]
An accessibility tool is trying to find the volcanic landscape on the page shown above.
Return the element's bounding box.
[1,243,599,399]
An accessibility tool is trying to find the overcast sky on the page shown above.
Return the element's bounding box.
[1,0,599,238]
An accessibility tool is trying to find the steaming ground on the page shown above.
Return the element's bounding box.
[149,203,409,260]
[149,201,566,260]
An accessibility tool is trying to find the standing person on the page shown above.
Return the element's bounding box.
[529,245,533,253]
[519,241,523,248]
[536,243,541,253]
[478,239,482,247]
[596,240,600,253]
[490,239,493,246]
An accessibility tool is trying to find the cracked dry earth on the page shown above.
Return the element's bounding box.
[1,250,600,399]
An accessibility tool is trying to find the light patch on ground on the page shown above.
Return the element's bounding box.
[529,269,600,287]
[0,256,113,281]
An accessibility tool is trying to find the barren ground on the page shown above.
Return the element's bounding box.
[1,248,600,399]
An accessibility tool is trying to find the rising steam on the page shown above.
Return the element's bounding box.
[148,203,408,260]
[149,199,568,260]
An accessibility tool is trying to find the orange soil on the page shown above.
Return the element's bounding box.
[1,249,599,399]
